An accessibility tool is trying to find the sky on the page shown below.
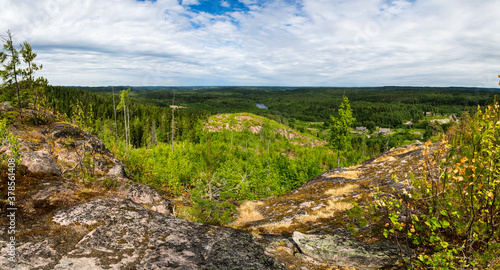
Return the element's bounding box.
[0,0,499,87]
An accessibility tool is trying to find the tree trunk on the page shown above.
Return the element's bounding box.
[112,87,118,143]
[127,107,131,150]
[171,91,175,153]
[124,100,128,155]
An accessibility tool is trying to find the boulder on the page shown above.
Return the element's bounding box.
[292,231,405,270]
[125,181,173,215]
[107,163,126,177]
[20,150,61,174]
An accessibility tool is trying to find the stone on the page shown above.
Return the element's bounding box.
[20,150,61,174]
[292,231,404,270]
[107,163,126,177]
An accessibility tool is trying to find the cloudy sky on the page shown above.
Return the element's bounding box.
[1,0,499,87]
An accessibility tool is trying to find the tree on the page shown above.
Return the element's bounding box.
[20,41,43,125]
[150,118,157,147]
[330,96,355,167]
[112,86,118,143]
[0,30,22,120]
[171,90,175,152]
[117,89,131,154]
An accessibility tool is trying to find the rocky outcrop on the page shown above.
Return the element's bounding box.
[0,198,286,269]
[232,142,425,269]
[0,120,286,269]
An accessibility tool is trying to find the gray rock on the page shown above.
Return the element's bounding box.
[0,101,14,111]
[47,199,286,269]
[107,163,126,177]
[125,181,164,204]
[20,150,61,174]
[292,231,405,270]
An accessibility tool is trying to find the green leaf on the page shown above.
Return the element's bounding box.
[441,220,450,228]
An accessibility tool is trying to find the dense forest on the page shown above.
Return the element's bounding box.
[71,85,499,127]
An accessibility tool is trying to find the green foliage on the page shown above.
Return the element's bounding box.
[0,118,22,165]
[188,191,236,225]
[0,30,22,116]
[116,88,130,112]
[330,96,355,166]
[72,99,94,132]
[351,100,500,269]
[101,177,120,190]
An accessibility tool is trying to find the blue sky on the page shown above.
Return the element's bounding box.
[1,0,499,87]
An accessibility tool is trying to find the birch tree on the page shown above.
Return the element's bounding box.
[117,89,131,154]
[112,86,118,143]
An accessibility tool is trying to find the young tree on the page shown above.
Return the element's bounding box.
[330,96,355,167]
[150,118,157,147]
[0,30,22,120]
[117,89,131,154]
[20,41,43,125]
[171,90,175,152]
[112,86,118,143]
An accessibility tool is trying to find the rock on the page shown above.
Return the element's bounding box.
[292,231,404,270]
[107,163,126,177]
[125,181,173,215]
[51,124,85,139]
[20,150,61,174]
[53,257,101,270]
[0,145,8,154]
[47,199,286,269]
[0,101,14,111]
[125,182,164,204]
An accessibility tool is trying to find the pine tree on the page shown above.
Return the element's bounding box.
[330,96,355,167]
[20,41,43,125]
[0,30,22,120]
[151,119,157,147]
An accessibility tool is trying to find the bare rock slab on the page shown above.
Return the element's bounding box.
[49,199,286,270]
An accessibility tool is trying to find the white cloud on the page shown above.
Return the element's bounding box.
[221,1,231,8]
[0,0,499,87]
[181,0,200,6]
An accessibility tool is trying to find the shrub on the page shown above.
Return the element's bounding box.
[351,99,500,269]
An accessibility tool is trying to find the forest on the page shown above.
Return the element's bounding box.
[2,37,500,268]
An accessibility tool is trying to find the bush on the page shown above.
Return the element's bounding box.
[352,100,500,269]
[188,191,236,225]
